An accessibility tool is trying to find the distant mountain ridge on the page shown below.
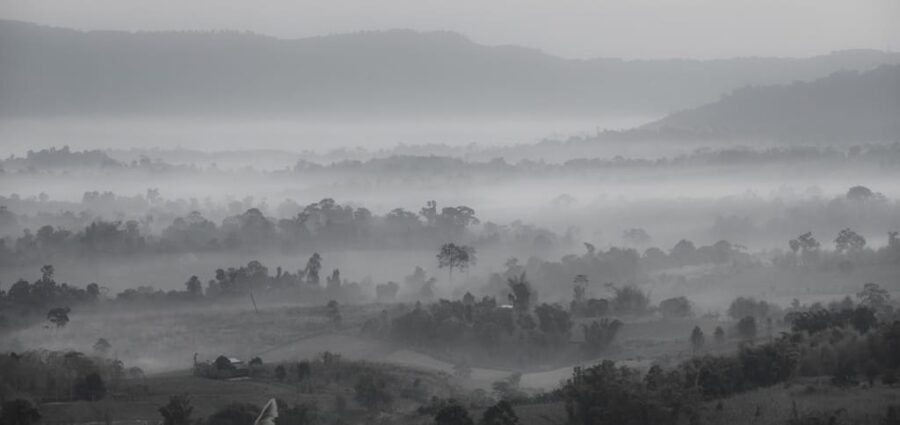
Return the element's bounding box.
[1,20,899,118]
[641,65,900,142]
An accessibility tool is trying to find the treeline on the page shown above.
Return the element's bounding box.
[0,255,371,331]
[774,225,900,271]
[0,349,143,403]
[553,310,900,425]
[0,199,489,265]
[9,143,900,178]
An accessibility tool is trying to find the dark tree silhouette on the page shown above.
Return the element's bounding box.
[305,253,322,285]
[159,394,194,425]
[690,326,705,352]
[47,306,71,328]
[437,243,476,280]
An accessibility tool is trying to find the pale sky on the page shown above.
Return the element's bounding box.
[0,0,897,59]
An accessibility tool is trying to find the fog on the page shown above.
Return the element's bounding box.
[2,10,900,425]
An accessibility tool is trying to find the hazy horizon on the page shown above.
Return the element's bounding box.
[1,0,898,60]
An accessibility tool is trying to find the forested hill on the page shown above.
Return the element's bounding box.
[1,19,899,118]
[641,65,900,142]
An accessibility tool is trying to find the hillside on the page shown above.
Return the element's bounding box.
[1,20,899,118]
[642,64,900,142]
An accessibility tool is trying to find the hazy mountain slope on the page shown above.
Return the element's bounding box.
[1,20,899,118]
[642,65,900,142]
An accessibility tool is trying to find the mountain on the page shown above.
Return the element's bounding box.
[641,65,900,142]
[1,20,899,119]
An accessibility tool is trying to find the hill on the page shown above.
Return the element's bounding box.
[1,20,899,118]
[642,65,900,142]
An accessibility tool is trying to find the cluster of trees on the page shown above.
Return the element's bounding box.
[0,257,370,331]
[560,314,900,425]
[0,350,143,404]
[776,227,900,271]
[14,144,900,182]
[194,351,446,421]
[366,273,638,366]
[485,240,752,307]
[0,199,488,267]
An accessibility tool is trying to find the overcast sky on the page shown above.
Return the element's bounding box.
[0,0,897,59]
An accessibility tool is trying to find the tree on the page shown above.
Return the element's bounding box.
[93,338,111,355]
[857,282,890,311]
[434,403,474,425]
[215,355,235,371]
[659,297,692,319]
[714,326,726,344]
[0,400,41,425]
[581,319,623,355]
[611,285,650,316]
[375,281,399,302]
[73,372,107,401]
[274,365,286,381]
[690,326,705,352]
[47,306,71,328]
[835,228,866,253]
[185,276,203,297]
[846,185,877,201]
[159,394,194,425]
[305,253,322,285]
[326,300,342,326]
[437,243,476,280]
[480,400,519,425]
[506,273,531,312]
[736,316,757,342]
[788,232,821,267]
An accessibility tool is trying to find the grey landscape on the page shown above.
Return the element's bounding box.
[1,2,899,425]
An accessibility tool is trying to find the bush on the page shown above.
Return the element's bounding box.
[612,285,650,316]
[206,402,260,425]
[659,297,692,319]
[159,394,194,425]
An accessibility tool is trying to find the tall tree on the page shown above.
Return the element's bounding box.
[437,243,476,281]
[305,253,322,285]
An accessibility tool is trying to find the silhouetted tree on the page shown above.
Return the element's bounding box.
[47,306,71,328]
[690,326,705,352]
[506,273,531,313]
[159,394,194,425]
[326,300,342,326]
[305,253,322,285]
[437,243,476,280]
